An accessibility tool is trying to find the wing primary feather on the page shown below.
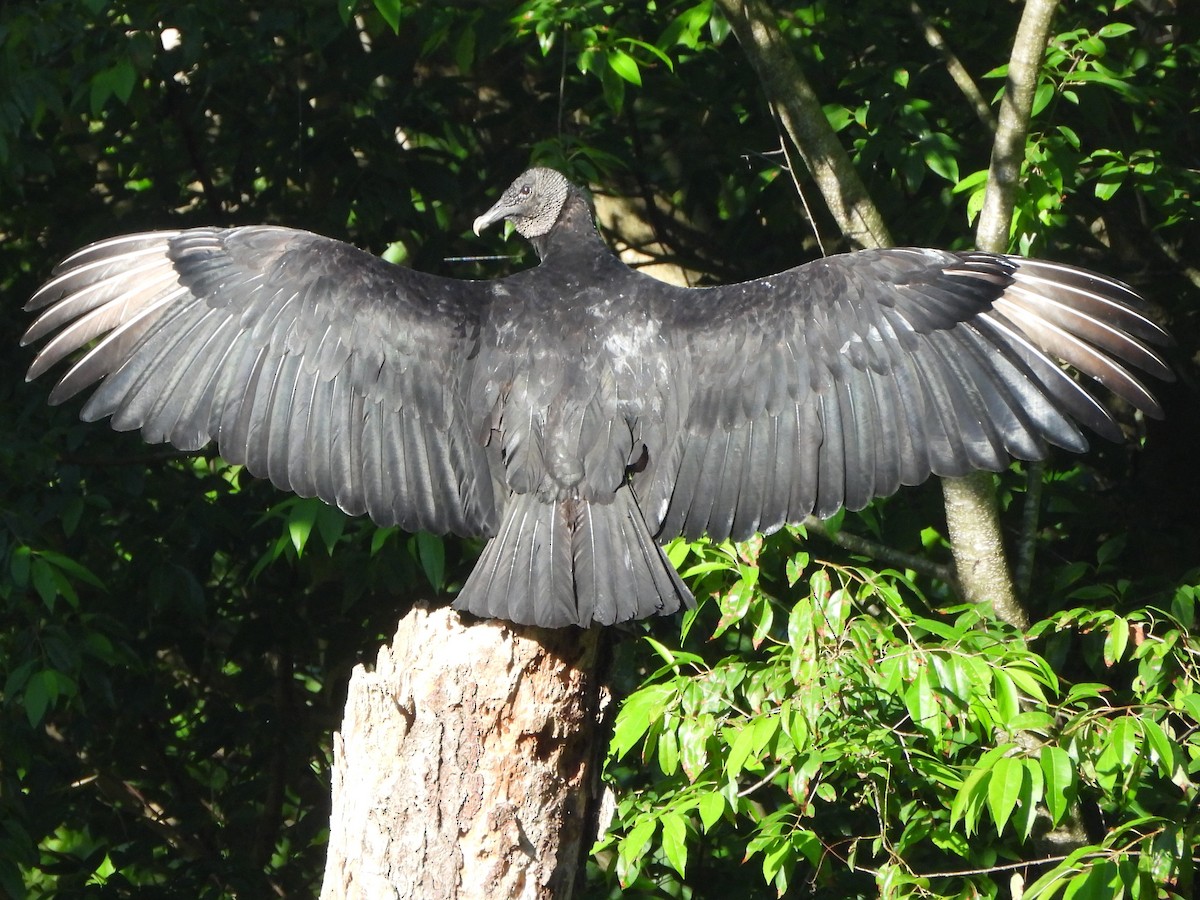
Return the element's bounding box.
[814,380,847,518]
[44,286,190,403]
[1001,282,1172,379]
[974,311,1120,443]
[24,262,180,362]
[87,300,205,428]
[705,426,745,542]
[993,294,1164,418]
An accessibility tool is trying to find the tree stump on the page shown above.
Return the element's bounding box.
[320,604,608,900]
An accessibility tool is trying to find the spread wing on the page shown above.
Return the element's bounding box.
[646,247,1172,542]
[23,226,499,537]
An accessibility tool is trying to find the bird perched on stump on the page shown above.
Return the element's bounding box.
[23,167,1173,628]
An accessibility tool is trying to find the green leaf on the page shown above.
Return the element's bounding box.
[987,756,1025,835]
[911,616,962,641]
[904,666,942,738]
[607,48,642,86]
[370,526,398,555]
[287,501,318,555]
[31,558,58,612]
[617,38,673,72]
[1040,746,1075,826]
[1102,616,1128,666]
[1097,22,1136,38]
[24,669,57,728]
[1095,716,1142,793]
[665,538,690,568]
[725,724,758,780]
[1031,81,1055,117]
[660,811,688,875]
[611,684,674,760]
[4,660,36,699]
[953,168,990,195]
[678,714,712,782]
[724,715,777,781]
[1181,692,1200,724]
[1170,585,1195,628]
[1095,174,1126,201]
[1016,758,1044,842]
[761,837,794,888]
[1063,859,1120,900]
[35,550,105,590]
[617,817,656,882]
[922,134,960,183]
[415,532,445,591]
[992,669,1021,724]
[316,504,347,553]
[657,720,680,775]
[698,790,724,832]
[822,103,853,132]
[90,59,137,117]
[10,544,31,588]
[1107,716,1141,768]
[372,0,402,32]
[1140,719,1178,779]
[951,744,1014,833]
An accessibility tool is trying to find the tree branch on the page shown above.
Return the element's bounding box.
[715,0,892,250]
[802,517,957,587]
[908,1,996,132]
[975,0,1058,252]
[941,0,1058,631]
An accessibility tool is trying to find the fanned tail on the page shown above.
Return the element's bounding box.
[453,487,694,628]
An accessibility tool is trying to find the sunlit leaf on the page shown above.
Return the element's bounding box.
[698,790,724,832]
[372,0,401,32]
[661,811,688,875]
[1103,616,1129,665]
[607,48,642,86]
[987,756,1025,835]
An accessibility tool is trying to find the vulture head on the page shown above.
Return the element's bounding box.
[472,167,571,239]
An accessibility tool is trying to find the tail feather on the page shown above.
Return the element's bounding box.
[453,487,694,628]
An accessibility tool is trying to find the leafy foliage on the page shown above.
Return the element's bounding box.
[0,0,1195,896]
[597,541,1200,898]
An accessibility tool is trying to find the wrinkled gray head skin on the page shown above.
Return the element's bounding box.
[472,167,572,239]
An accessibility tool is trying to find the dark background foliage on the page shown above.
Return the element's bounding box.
[1,0,1196,896]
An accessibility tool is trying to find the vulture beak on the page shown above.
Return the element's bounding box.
[472,202,513,237]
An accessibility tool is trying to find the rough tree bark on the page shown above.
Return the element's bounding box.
[321,605,608,900]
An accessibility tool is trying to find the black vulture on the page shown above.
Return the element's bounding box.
[22,168,1173,628]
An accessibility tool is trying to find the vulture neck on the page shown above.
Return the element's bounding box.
[529,189,605,262]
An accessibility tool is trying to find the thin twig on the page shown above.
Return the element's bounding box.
[736,761,787,797]
[773,129,830,258]
[802,516,957,586]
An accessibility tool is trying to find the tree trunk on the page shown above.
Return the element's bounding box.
[320,604,609,900]
[941,0,1058,630]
